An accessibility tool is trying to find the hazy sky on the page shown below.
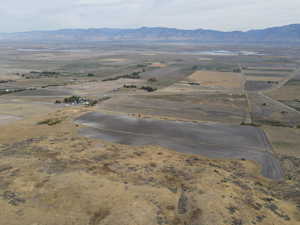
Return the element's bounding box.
[1,0,299,32]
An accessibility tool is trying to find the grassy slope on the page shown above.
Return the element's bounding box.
[0,107,299,225]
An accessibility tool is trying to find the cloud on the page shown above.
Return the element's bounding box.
[0,0,299,32]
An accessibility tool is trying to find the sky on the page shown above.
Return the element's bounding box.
[0,0,299,33]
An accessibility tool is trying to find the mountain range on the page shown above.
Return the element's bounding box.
[1,24,300,43]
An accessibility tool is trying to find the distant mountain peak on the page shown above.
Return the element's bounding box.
[1,24,300,43]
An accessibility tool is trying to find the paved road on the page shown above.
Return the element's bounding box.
[76,112,283,180]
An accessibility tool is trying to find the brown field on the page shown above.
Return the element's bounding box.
[158,82,207,94]
[245,67,294,71]
[187,71,243,92]
[267,85,300,101]
[245,75,283,82]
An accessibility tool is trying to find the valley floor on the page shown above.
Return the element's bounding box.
[0,43,300,225]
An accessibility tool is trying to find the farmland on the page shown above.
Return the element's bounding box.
[0,42,300,225]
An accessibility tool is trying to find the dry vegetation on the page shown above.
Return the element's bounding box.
[0,108,299,225]
[0,43,300,225]
[187,71,244,93]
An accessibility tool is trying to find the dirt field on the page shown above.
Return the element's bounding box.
[100,93,247,124]
[76,112,283,179]
[265,71,300,111]
[187,71,243,92]
[245,75,283,82]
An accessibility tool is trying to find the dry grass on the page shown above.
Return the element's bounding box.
[187,71,243,92]
[0,114,22,125]
[0,108,299,225]
[267,85,300,101]
[198,57,212,61]
[264,126,300,157]
[246,76,283,82]
[0,74,20,80]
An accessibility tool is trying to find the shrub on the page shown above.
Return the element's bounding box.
[56,96,101,106]
[37,118,63,126]
[233,68,242,73]
[148,78,157,82]
[140,86,157,92]
[123,85,137,88]
[102,72,141,81]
